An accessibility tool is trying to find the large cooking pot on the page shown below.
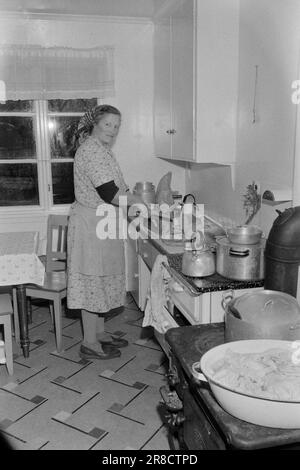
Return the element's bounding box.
[222,290,300,342]
[216,237,265,281]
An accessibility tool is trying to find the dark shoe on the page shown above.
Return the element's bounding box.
[79,344,121,360]
[99,335,129,348]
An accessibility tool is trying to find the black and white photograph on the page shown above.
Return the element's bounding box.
[0,0,300,453]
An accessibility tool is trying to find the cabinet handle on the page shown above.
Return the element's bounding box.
[166,129,176,135]
[134,273,139,279]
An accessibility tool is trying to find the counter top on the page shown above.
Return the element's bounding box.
[149,237,264,296]
[166,324,300,450]
[129,213,264,295]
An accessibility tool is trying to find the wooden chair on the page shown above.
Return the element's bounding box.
[0,294,14,375]
[13,214,69,353]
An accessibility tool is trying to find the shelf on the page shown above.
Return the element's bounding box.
[262,199,292,206]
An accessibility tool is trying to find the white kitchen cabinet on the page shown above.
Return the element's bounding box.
[169,283,211,325]
[125,236,154,311]
[153,0,239,164]
[138,255,151,312]
[137,238,161,311]
[171,0,194,161]
[153,16,172,159]
[154,0,194,161]
[124,237,139,306]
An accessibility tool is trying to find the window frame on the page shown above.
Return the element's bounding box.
[0,101,44,211]
[0,98,99,214]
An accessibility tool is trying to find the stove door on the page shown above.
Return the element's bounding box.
[183,388,226,450]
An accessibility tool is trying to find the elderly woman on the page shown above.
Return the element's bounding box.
[67,105,142,360]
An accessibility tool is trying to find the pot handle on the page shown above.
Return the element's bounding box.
[192,362,208,382]
[221,289,235,311]
[190,230,206,251]
[229,248,250,258]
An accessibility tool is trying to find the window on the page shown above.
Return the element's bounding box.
[0,98,97,208]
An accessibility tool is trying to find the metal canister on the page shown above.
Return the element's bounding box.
[133,182,156,204]
[265,206,300,297]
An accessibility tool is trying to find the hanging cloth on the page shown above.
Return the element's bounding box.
[0,45,115,100]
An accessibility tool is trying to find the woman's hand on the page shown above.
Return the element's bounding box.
[111,190,151,217]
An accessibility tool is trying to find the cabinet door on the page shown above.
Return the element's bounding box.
[183,388,226,449]
[124,238,139,304]
[171,0,195,161]
[138,255,151,311]
[153,18,172,158]
[195,0,239,164]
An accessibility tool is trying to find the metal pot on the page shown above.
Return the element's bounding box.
[133,181,156,204]
[227,225,263,245]
[222,289,300,342]
[181,231,215,277]
[216,237,265,280]
[134,181,155,191]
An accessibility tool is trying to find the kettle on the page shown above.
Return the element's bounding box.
[181,231,216,277]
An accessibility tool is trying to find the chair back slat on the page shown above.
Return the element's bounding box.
[63,226,68,254]
[45,214,69,273]
[57,226,63,253]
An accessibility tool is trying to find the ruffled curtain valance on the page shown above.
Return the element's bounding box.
[0,45,115,100]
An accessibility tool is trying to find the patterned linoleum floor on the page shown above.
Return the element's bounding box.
[0,295,171,450]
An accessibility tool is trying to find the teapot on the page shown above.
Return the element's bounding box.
[181,231,216,277]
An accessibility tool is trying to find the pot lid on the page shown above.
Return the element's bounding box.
[216,236,265,248]
[230,290,300,325]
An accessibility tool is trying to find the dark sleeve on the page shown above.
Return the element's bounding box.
[96,180,119,204]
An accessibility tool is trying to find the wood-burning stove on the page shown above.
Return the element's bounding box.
[164,323,300,450]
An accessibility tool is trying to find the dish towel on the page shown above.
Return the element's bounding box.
[142,254,172,334]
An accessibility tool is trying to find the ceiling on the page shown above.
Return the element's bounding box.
[0,0,169,18]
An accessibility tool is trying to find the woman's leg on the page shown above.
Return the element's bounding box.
[96,313,129,348]
[82,309,104,353]
[96,316,112,342]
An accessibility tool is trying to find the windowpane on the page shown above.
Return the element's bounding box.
[0,100,34,112]
[0,163,39,206]
[0,117,36,159]
[51,162,74,205]
[48,98,97,113]
[49,116,80,158]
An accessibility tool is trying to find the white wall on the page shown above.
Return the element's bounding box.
[186,0,300,235]
[0,14,186,249]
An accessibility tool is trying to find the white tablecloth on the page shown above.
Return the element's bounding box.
[0,232,45,287]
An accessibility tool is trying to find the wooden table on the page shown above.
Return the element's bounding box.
[0,232,45,358]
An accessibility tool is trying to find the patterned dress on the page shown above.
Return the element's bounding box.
[67,136,128,314]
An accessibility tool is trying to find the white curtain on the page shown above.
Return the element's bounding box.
[0,45,115,100]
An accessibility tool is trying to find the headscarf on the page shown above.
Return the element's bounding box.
[76,104,121,146]
[76,106,98,145]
